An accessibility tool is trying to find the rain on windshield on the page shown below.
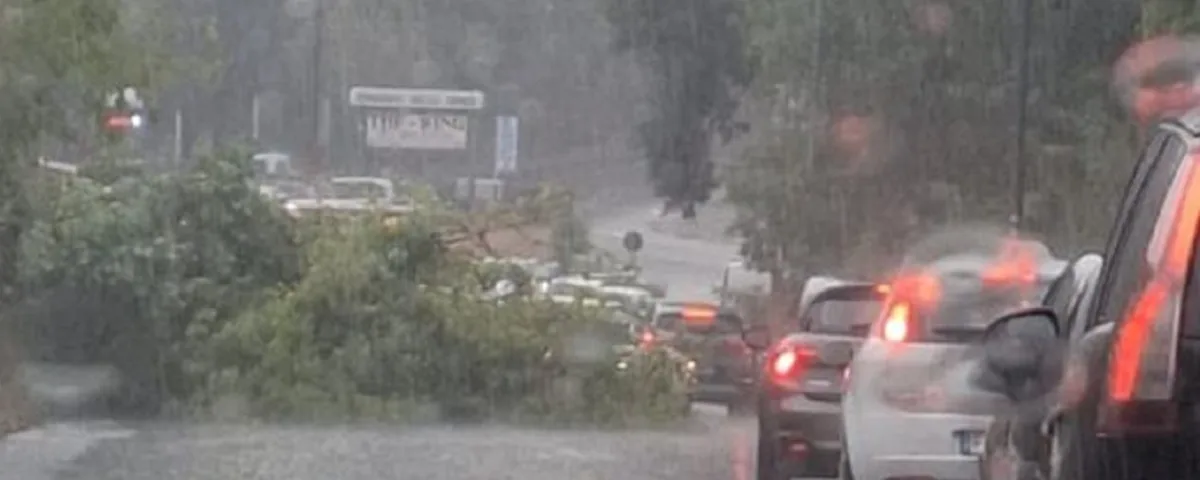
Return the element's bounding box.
[5,0,1194,478]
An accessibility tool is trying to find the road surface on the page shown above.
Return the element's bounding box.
[0,203,758,480]
[591,204,740,300]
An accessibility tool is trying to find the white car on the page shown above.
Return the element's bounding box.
[284,176,414,216]
[840,252,1065,480]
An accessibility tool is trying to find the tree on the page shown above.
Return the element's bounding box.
[728,0,1146,293]
[603,0,752,218]
[0,0,162,301]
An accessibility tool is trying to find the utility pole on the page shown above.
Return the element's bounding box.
[310,0,325,173]
[1011,0,1033,231]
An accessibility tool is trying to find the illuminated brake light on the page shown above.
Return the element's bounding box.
[681,305,717,325]
[1108,152,1200,405]
[882,302,911,342]
[983,237,1038,287]
[769,346,816,383]
[772,350,798,376]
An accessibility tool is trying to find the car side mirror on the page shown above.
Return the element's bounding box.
[975,307,1061,399]
[742,324,770,350]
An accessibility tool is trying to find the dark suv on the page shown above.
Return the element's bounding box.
[974,114,1200,479]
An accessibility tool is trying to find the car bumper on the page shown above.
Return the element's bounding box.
[763,393,844,476]
[845,410,990,480]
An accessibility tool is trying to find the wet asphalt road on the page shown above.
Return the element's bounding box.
[0,204,759,480]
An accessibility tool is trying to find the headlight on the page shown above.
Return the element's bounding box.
[616,360,629,370]
[685,360,697,372]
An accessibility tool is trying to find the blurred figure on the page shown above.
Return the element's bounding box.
[1113,34,1200,125]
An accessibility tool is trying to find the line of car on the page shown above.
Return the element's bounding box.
[733,75,1200,480]
[736,241,1071,480]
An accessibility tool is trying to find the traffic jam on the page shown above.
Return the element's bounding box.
[728,35,1200,480]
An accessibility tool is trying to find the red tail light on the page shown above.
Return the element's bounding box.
[768,345,816,384]
[881,302,912,342]
[1100,151,1200,434]
[876,273,939,343]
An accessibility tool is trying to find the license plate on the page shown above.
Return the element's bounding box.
[954,430,985,456]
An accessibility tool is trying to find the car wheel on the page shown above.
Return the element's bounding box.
[756,422,785,480]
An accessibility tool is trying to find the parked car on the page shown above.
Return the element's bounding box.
[972,113,1200,480]
[839,244,1064,480]
[976,253,1102,480]
[283,176,414,217]
[748,279,884,480]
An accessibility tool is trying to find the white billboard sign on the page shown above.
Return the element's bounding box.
[365,113,468,149]
[349,87,485,111]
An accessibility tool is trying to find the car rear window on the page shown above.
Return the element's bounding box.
[917,278,1053,342]
[806,299,882,336]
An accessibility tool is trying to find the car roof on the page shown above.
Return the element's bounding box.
[331,176,392,185]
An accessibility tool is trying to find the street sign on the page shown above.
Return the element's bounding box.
[365,113,467,149]
[623,231,644,253]
[348,87,485,110]
[494,116,519,175]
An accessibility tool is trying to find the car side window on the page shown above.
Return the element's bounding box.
[1093,132,1188,327]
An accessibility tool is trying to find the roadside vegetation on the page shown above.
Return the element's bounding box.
[12,151,689,426]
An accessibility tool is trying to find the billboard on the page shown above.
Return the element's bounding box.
[365,113,468,149]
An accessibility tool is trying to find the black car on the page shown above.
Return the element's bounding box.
[646,302,759,415]
[746,279,884,480]
[976,253,1103,480]
[973,114,1200,479]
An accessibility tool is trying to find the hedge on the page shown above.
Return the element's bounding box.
[10,150,689,425]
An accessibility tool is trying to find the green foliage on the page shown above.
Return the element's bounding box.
[729,0,1145,283]
[603,0,752,217]
[16,149,687,425]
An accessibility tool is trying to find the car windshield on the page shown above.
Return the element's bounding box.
[17,0,1173,472]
